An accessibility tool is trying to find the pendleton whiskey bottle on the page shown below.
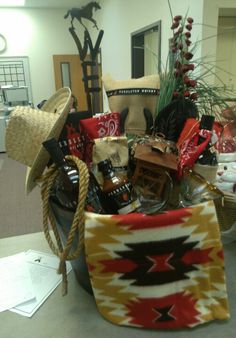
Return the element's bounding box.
[43,138,107,214]
[196,115,218,166]
[98,158,141,214]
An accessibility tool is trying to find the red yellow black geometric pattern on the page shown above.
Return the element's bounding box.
[84,200,230,329]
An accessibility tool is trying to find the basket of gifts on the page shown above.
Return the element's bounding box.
[40,126,233,329]
[42,91,234,329]
[5,82,233,330]
[4,10,236,331]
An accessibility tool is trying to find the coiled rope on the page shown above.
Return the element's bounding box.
[41,155,89,296]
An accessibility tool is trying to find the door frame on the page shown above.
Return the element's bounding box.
[131,21,161,78]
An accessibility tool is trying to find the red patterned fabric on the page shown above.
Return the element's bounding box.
[79,112,121,167]
[58,111,92,158]
[84,201,230,329]
[80,111,120,139]
[177,118,223,150]
[177,118,223,177]
[178,128,212,177]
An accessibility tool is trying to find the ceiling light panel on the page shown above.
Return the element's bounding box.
[0,0,25,6]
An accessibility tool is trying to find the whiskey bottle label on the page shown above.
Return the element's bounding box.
[107,182,140,214]
[118,198,141,214]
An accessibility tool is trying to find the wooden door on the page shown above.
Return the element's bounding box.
[53,54,88,111]
[53,54,103,113]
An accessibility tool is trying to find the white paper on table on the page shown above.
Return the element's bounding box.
[10,250,72,317]
[0,252,35,312]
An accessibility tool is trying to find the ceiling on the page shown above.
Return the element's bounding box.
[23,0,88,8]
[4,2,236,15]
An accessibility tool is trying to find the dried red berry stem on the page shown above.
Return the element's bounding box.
[170,15,197,100]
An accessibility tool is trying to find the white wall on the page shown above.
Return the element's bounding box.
[0,8,78,105]
[98,0,204,80]
[202,0,236,84]
[1,1,235,107]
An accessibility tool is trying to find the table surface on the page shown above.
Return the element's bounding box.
[0,232,235,338]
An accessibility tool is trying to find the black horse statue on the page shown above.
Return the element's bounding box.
[64,2,101,30]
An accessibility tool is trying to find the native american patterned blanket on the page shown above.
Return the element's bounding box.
[84,201,230,329]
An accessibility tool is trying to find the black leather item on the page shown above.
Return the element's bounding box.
[154,98,198,142]
[143,108,153,134]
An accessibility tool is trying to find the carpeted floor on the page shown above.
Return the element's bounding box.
[0,153,43,238]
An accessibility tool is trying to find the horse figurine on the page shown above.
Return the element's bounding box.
[64,2,101,30]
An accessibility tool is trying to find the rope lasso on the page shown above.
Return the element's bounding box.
[41,155,89,295]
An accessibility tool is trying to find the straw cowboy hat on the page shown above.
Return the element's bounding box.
[5,87,72,194]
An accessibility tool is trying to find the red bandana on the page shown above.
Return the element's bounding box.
[178,128,212,177]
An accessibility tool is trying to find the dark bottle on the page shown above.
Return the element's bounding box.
[43,138,107,214]
[196,115,218,166]
[98,159,141,214]
[85,172,109,214]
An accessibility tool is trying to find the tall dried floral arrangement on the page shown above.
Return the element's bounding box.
[156,1,235,119]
